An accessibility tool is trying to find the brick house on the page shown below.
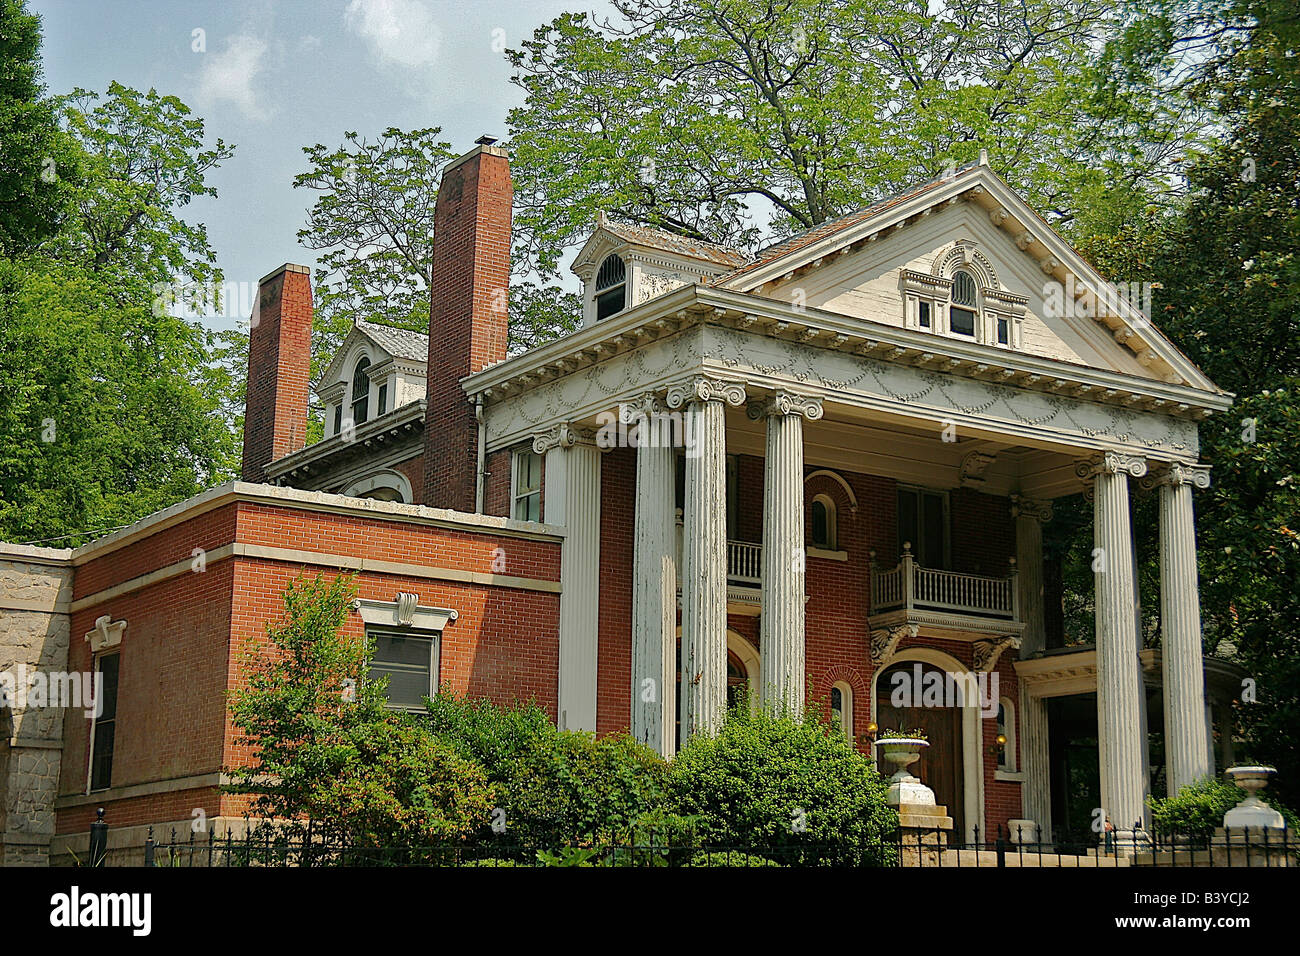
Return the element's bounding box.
[0,142,1240,864]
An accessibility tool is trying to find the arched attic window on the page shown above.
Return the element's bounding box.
[351,357,371,425]
[595,254,627,321]
[949,269,979,338]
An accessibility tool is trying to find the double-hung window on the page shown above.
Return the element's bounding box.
[512,449,542,522]
[369,630,439,713]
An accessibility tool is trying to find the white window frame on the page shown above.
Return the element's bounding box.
[830,681,854,740]
[810,493,838,551]
[367,627,441,714]
[510,447,542,522]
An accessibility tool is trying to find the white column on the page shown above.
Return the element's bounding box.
[751,390,822,715]
[535,424,602,732]
[1020,684,1053,842]
[1011,496,1053,657]
[1077,452,1148,837]
[1152,462,1212,793]
[629,395,677,757]
[667,376,745,749]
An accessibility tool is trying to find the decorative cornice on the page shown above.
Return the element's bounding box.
[664,375,747,409]
[352,594,458,632]
[973,636,1020,672]
[870,623,918,665]
[1140,461,1211,492]
[1010,494,1054,523]
[746,389,824,421]
[1074,451,1148,484]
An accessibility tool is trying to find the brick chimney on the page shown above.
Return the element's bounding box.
[423,142,512,510]
[241,263,313,482]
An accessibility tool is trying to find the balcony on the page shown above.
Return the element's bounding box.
[869,544,1025,644]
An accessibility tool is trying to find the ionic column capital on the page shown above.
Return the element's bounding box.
[1074,451,1148,485]
[532,422,599,455]
[619,391,665,423]
[1011,494,1054,523]
[1141,461,1211,492]
[746,389,824,422]
[664,375,747,409]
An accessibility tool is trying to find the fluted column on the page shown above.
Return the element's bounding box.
[1020,684,1053,841]
[535,424,602,732]
[1011,496,1053,658]
[1076,451,1148,837]
[1148,462,1212,793]
[666,376,746,749]
[749,390,822,715]
[629,394,678,757]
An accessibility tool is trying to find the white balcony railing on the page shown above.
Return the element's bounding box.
[674,519,762,586]
[871,544,1019,621]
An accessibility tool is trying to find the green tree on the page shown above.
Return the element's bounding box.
[293,127,579,403]
[506,0,1176,280]
[0,77,240,546]
[227,575,494,849]
[0,0,73,255]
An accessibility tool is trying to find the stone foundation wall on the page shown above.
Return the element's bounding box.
[0,544,74,866]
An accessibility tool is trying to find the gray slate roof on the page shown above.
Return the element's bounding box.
[356,319,429,363]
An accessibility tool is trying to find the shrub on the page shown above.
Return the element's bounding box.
[1149,775,1299,838]
[422,693,670,850]
[669,705,897,866]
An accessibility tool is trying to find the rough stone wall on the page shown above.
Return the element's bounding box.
[0,544,73,866]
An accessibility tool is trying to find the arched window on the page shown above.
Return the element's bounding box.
[949,269,978,337]
[830,681,853,740]
[595,255,627,321]
[351,357,371,425]
[811,494,838,550]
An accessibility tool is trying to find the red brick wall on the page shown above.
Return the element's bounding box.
[951,488,1016,575]
[394,454,424,505]
[57,492,562,836]
[423,149,512,511]
[596,449,634,735]
[242,266,312,481]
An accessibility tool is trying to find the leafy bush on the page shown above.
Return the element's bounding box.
[686,851,783,868]
[669,706,897,866]
[1149,776,1299,838]
[423,693,670,850]
[227,575,493,849]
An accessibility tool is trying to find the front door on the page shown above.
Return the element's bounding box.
[876,661,965,838]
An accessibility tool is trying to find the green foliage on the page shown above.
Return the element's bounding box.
[507,1,1171,282]
[0,44,240,546]
[0,0,74,254]
[686,850,783,867]
[226,575,492,847]
[1149,776,1299,837]
[423,692,669,850]
[668,705,896,865]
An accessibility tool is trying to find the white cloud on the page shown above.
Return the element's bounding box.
[345,0,443,76]
[195,33,272,122]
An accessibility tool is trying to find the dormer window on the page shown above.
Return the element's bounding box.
[595,254,627,321]
[351,357,371,425]
[949,269,978,337]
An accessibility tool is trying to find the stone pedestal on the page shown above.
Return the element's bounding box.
[897,803,955,868]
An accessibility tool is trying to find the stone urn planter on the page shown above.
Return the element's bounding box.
[875,735,933,807]
[1223,766,1286,830]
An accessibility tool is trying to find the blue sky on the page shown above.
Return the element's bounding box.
[31,0,608,331]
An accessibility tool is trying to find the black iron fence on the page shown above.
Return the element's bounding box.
[901,822,1298,868]
[98,815,1293,869]
[141,823,899,868]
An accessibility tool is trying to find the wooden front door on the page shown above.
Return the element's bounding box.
[876,661,965,838]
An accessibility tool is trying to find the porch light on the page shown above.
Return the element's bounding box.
[861,721,878,744]
[989,733,1007,757]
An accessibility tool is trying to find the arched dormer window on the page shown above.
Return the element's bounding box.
[949,269,978,338]
[811,494,837,550]
[595,255,627,321]
[351,357,371,425]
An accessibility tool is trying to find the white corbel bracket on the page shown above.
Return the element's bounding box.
[85,615,126,653]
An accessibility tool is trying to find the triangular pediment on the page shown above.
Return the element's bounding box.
[714,166,1218,391]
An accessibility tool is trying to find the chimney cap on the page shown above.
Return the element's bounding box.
[474,134,499,146]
